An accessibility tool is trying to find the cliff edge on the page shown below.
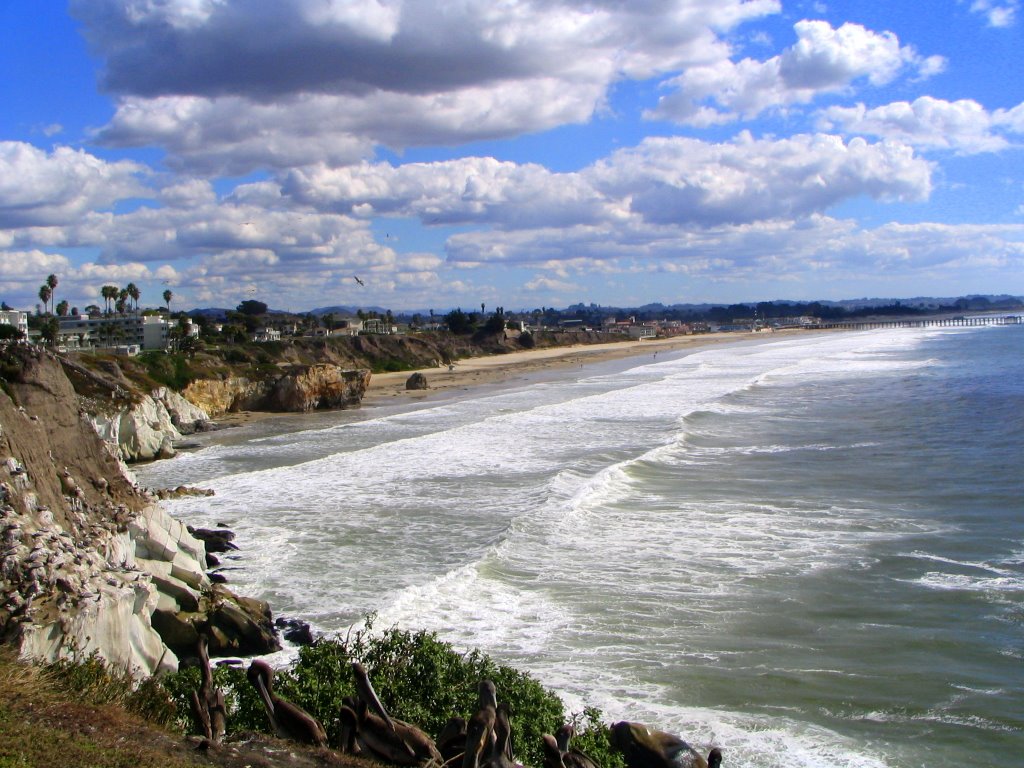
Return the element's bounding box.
[0,344,278,675]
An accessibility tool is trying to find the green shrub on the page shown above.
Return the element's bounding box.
[137,351,194,390]
[159,619,622,768]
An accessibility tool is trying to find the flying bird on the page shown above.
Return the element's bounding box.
[353,275,365,286]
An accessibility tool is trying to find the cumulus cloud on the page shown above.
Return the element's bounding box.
[282,133,931,231]
[649,20,945,125]
[75,0,783,171]
[819,97,1024,153]
[0,142,147,227]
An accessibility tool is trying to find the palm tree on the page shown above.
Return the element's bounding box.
[38,284,52,315]
[163,289,173,315]
[126,283,140,314]
[116,290,128,315]
[46,274,58,314]
[101,285,118,314]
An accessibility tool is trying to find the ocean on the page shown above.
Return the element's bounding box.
[136,326,1024,768]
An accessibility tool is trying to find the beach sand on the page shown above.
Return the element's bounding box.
[210,329,810,426]
[361,329,808,405]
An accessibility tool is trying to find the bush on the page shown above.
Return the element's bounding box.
[159,618,623,768]
[137,351,194,391]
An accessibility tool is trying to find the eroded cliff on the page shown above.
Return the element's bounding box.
[0,345,278,675]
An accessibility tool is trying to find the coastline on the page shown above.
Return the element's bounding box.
[360,328,812,405]
[210,329,815,426]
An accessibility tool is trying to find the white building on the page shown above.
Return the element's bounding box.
[58,314,170,351]
[0,310,29,338]
[253,327,282,342]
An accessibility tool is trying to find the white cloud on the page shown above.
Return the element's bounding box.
[0,142,147,227]
[819,97,1024,153]
[967,0,1018,27]
[282,133,932,231]
[649,20,944,125]
[76,0,783,172]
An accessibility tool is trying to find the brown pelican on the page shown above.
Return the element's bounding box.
[350,661,443,766]
[542,734,566,768]
[437,716,468,765]
[462,680,498,768]
[488,703,520,768]
[246,660,327,747]
[609,721,720,768]
[555,724,601,768]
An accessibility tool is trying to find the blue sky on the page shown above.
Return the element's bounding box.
[2,1,1023,314]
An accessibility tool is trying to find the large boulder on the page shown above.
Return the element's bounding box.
[405,372,429,390]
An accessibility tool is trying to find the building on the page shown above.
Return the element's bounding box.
[253,327,282,342]
[0,310,29,338]
[58,314,170,351]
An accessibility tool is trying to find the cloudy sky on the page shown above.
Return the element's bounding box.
[2,1,1023,313]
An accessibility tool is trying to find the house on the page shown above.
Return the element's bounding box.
[0,310,29,338]
[253,327,282,342]
[627,324,657,340]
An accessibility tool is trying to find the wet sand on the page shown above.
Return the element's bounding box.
[362,330,806,405]
[210,330,810,426]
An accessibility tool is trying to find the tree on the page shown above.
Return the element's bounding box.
[55,300,69,317]
[101,285,119,314]
[445,308,473,334]
[38,284,52,315]
[115,290,128,315]
[46,274,58,314]
[126,282,140,313]
[40,317,59,347]
[163,289,173,314]
[237,299,268,316]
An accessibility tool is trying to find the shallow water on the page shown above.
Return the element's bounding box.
[138,326,1024,767]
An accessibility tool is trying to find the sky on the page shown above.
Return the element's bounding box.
[1,1,1023,314]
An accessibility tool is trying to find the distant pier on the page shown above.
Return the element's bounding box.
[807,315,1024,331]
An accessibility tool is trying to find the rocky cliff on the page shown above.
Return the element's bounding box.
[182,364,370,417]
[0,345,278,675]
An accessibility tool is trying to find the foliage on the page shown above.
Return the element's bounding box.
[137,351,195,390]
[445,308,474,335]
[518,331,536,349]
[159,619,618,767]
[42,652,178,728]
[237,299,268,316]
[0,325,23,341]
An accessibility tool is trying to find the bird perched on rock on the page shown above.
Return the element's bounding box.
[610,721,720,768]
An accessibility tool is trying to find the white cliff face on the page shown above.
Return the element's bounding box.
[88,389,210,463]
[4,474,212,675]
[1,347,278,676]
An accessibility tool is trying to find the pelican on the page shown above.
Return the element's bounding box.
[609,722,720,768]
[351,661,443,766]
[555,724,600,768]
[542,734,566,768]
[462,680,498,768]
[246,660,327,747]
[354,275,365,286]
[436,716,467,765]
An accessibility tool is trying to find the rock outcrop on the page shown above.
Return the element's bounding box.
[59,357,213,463]
[271,364,370,412]
[0,345,279,676]
[183,364,370,417]
[405,372,429,390]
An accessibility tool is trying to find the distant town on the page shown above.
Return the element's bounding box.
[1,275,1022,355]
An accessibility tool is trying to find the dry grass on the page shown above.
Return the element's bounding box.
[0,649,372,768]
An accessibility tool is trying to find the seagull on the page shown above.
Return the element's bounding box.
[353,275,365,286]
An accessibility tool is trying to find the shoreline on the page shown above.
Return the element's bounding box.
[361,328,812,405]
[211,329,817,426]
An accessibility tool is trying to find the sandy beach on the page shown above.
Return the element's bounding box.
[362,329,808,405]
[210,329,811,426]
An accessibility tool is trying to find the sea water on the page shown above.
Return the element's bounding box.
[136,326,1024,768]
